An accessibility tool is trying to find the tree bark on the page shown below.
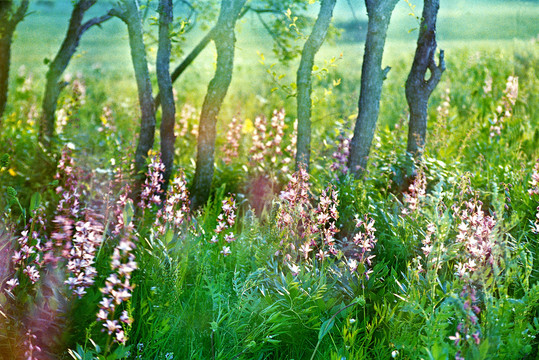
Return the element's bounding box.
[295,0,337,170]
[114,0,157,199]
[157,0,175,192]
[39,0,111,145]
[154,29,213,110]
[0,0,29,122]
[405,0,445,157]
[347,0,398,178]
[190,0,246,210]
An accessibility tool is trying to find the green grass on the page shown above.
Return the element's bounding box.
[1,1,539,359]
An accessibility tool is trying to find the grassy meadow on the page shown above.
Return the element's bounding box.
[1,0,539,359]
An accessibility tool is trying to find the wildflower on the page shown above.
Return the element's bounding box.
[277,167,312,237]
[402,171,426,216]
[23,329,41,360]
[211,195,237,255]
[6,278,19,290]
[139,152,164,210]
[449,331,461,346]
[249,109,295,180]
[154,171,191,235]
[489,75,518,138]
[315,185,339,248]
[221,115,243,164]
[453,199,496,279]
[288,262,300,276]
[331,134,350,175]
[176,103,196,138]
[104,319,121,335]
[97,196,137,344]
[220,246,231,256]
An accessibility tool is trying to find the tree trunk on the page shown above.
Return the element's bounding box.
[154,6,252,111]
[154,29,213,110]
[405,0,445,157]
[295,0,337,170]
[347,0,398,178]
[0,34,13,123]
[39,0,111,145]
[190,0,246,210]
[157,0,175,192]
[0,0,29,122]
[116,0,157,199]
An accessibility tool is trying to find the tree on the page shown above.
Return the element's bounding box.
[347,0,399,178]
[157,0,175,192]
[39,0,112,146]
[0,0,29,122]
[153,1,307,110]
[405,0,445,157]
[189,0,247,210]
[112,0,157,198]
[295,0,337,170]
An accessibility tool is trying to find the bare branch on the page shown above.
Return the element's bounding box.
[256,11,288,55]
[80,12,113,35]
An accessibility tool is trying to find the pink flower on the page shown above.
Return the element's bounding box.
[449,331,461,346]
[220,246,231,256]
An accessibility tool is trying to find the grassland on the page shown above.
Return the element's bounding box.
[1,1,539,359]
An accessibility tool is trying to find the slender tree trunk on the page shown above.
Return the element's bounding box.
[347,0,398,178]
[295,0,337,170]
[39,0,111,145]
[153,6,254,110]
[405,0,445,157]
[190,0,246,210]
[157,0,175,192]
[154,29,213,110]
[0,0,29,122]
[114,0,157,199]
[0,34,13,122]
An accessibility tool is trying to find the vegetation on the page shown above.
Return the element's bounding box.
[0,0,538,359]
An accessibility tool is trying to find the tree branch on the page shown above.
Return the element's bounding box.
[382,66,391,80]
[256,11,288,55]
[9,0,29,27]
[109,6,127,23]
[80,12,113,35]
[426,49,445,93]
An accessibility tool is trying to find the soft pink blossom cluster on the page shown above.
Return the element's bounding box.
[529,160,539,233]
[154,171,191,235]
[22,328,42,360]
[330,134,350,175]
[211,196,237,257]
[308,185,339,261]
[51,148,81,261]
[221,116,243,164]
[453,200,496,279]
[348,215,377,279]
[97,198,137,344]
[139,152,165,210]
[10,230,41,287]
[249,109,296,178]
[65,218,104,297]
[175,103,197,138]
[277,167,313,251]
[489,75,518,138]
[402,171,426,216]
[412,222,442,274]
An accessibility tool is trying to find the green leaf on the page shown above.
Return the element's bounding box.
[29,192,41,213]
[123,199,134,226]
[318,317,335,341]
